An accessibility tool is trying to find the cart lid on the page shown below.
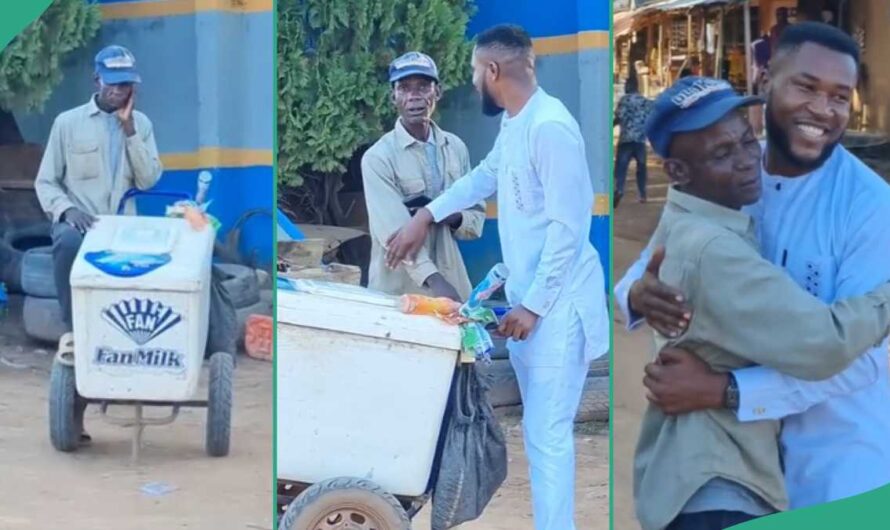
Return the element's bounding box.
[277,278,462,351]
[70,215,215,291]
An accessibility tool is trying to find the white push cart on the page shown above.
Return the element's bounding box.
[276,279,462,530]
[48,189,233,459]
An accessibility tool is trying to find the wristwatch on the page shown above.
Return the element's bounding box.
[724,373,740,412]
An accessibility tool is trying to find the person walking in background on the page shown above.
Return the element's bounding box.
[769,8,791,52]
[613,71,652,207]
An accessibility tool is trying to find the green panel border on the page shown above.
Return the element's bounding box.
[0,1,52,50]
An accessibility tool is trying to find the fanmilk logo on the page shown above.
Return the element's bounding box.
[95,298,185,372]
[102,298,182,346]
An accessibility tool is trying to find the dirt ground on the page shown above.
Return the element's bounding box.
[411,417,610,530]
[0,293,608,530]
[612,155,672,530]
[0,294,274,530]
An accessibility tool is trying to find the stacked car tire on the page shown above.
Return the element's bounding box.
[477,337,610,423]
[217,263,274,347]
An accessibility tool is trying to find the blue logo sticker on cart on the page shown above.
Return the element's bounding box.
[95,298,185,373]
[85,250,171,277]
[102,298,182,346]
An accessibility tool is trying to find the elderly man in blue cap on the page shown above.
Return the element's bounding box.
[35,44,162,443]
[36,44,162,331]
[361,51,484,301]
[630,76,890,530]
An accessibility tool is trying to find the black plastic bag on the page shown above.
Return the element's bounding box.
[431,363,508,530]
[205,264,238,359]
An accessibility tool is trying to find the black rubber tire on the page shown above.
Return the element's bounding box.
[279,477,410,530]
[4,222,52,252]
[20,246,57,298]
[49,360,79,452]
[588,357,610,378]
[0,240,23,294]
[217,264,260,309]
[23,296,67,344]
[478,358,610,409]
[206,352,234,457]
[575,376,610,423]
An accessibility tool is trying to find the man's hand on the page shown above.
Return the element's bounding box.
[442,212,463,230]
[425,273,461,302]
[386,207,434,269]
[497,305,539,341]
[628,246,691,337]
[62,208,97,233]
[117,88,136,137]
[643,346,728,415]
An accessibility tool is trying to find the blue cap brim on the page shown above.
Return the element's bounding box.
[389,68,438,84]
[99,71,141,84]
[671,94,763,134]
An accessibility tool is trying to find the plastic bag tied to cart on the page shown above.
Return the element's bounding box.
[430,362,508,529]
[400,264,508,364]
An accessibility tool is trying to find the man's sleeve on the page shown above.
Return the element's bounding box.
[451,142,485,241]
[614,245,651,330]
[34,118,75,223]
[733,190,890,421]
[426,135,499,224]
[520,120,592,317]
[126,113,163,190]
[361,150,438,286]
[682,233,890,382]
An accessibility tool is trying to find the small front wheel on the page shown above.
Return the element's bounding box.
[205,352,234,457]
[279,478,410,530]
[49,360,79,452]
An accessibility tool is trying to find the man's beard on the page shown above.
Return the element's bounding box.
[765,96,841,173]
[480,79,504,117]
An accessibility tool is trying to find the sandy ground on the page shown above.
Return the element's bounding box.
[0,292,609,530]
[612,155,672,530]
[410,417,610,530]
[0,295,274,530]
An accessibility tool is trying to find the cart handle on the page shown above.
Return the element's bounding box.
[116,189,195,215]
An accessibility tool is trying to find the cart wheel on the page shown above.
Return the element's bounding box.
[206,352,234,457]
[279,478,410,530]
[49,360,79,452]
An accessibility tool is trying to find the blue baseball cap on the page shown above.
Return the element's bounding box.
[389,51,439,83]
[645,76,761,158]
[94,45,141,85]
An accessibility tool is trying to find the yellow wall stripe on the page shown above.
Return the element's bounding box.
[532,30,610,56]
[160,148,272,170]
[485,193,610,218]
[100,0,272,20]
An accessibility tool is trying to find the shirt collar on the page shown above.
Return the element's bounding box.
[394,118,447,150]
[87,94,103,116]
[667,187,754,236]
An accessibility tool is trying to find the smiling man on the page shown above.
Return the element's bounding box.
[361,51,484,301]
[633,76,890,530]
[616,22,890,513]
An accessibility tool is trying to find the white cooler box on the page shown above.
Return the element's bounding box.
[70,215,215,401]
[276,280,462,497]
